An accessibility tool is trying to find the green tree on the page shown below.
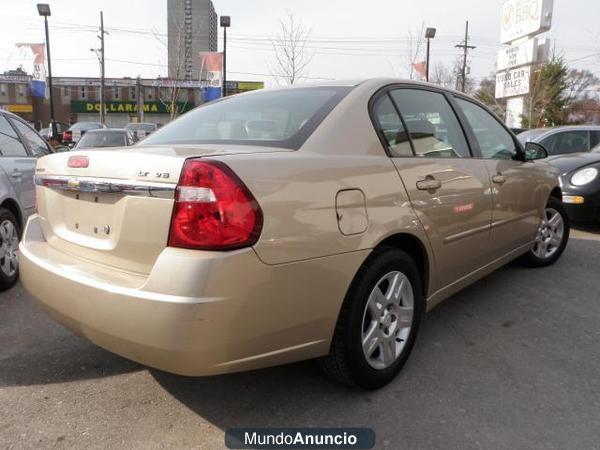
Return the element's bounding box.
[523,56,569,128]
[474,73,507,118]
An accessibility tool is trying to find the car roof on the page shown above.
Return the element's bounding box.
[524,125,600,141]
[84,128,127,133]
[230,78,474,103]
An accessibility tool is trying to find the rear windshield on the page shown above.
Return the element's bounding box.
[70,122,103,131]
[77,131,126,148]
[140,86,352,149]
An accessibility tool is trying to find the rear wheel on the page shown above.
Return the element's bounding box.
[319,247,424,389]
[0,207,20,291]
[521,197,569,267]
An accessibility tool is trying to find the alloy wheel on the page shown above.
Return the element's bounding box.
[0,219,18,277]
[361,271,414,370]
[533,207,564,260]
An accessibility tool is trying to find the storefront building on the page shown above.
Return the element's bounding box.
[0,70,264,130]
[0,69,35,123]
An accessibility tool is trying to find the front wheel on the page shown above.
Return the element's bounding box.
[319,247,424,389]
[521,197,569,267]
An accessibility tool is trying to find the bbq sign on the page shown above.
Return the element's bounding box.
[495,66,531,99]
[500,0,553,44]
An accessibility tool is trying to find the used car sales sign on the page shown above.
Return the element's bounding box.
[495,66,531,99]
[500,0,553,44]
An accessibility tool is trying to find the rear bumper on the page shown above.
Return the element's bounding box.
[20,215,367,376]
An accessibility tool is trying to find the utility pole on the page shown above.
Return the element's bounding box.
[136,76,144,123]
[455,20,476,93]
[99,11,106,125]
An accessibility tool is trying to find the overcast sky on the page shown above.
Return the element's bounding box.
[1,0,599,86]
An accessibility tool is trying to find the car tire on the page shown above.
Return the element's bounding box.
[520,196,570,267]
[319,247,424,389]
[0,207,20,291]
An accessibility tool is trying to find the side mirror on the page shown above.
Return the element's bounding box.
[524,142,548,160]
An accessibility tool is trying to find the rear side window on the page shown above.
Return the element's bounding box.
[372,95,412,157]
[140,87,352,150]
[0,116,28,157]
[390,89,471,158]
[11,119,52,156]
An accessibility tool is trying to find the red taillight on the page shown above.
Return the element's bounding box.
[68,156,89,168]
[168,159,263,250]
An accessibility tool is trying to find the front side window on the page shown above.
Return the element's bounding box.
[11,119,51,156]
[455,97,517,160]
[541,130,589,155]
[141,87,351,150]
[371,94,412,157]
[390,89,471,158]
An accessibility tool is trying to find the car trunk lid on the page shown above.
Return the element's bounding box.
[34,145,289,274]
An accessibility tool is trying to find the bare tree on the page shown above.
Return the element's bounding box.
[405,22,426,80]
[430,63,456,89]
[154,20,192,120]
[269,13,314,84]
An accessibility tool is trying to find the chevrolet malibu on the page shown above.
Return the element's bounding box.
[20,79,568,389]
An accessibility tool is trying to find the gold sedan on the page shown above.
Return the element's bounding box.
[19,79,568,389]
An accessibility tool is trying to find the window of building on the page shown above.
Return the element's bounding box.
[62,86,70,97]
[114,87,120,100]
[145,88,154,101]
[0,84,7,96]
[80,86,86,100]
[130,87,136,100]
[15,84,27,103]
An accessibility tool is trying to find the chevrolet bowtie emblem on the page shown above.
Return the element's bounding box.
[67,178,80,189]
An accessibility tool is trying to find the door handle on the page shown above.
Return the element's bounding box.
[492,174,506,185]
[416,176,442,191]
[10,171,22,179]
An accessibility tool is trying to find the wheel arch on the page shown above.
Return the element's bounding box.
[373,232,430,298]
[549,186,562,202]
[0,198,24,234]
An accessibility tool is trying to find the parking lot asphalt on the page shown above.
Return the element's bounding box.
[1,228,600,450]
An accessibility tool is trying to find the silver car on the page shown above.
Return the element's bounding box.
[0,110,53,289]
[517,125,600,156]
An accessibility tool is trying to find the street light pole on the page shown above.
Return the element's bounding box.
[425,27,436,83]
[220,16,231,98]
[99,11,106,126]
[37,4,56,138]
